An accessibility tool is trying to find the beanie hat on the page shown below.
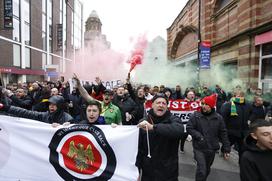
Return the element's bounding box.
[151,93,169,104]
[201,94,217,108]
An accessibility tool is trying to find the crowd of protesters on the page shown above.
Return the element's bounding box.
[0,75,272,181]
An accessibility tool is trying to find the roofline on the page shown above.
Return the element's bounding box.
[167,0,194,31]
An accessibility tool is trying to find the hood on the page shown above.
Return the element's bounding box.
[48,95,65,109]
[244,134,267,153]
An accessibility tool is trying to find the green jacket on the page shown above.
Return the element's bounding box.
[101,102,122,124]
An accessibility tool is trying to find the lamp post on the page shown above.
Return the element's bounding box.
[197,0,202,86]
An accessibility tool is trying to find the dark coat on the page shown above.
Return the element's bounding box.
[172,90,183,100]
[240,135,272,181]
[220,101,252,137]
[214,88,227,114]
[127,83,145,123]
[187,111,231,152]
[249,104,266,122]
[9,95,32,110]
[112,94,138,125]
[62,87,83,118]
[28,88,43,106]
[5,105,73,124]
[79,117,105,125]
[136,110,184,181]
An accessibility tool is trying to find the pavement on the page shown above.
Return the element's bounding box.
[178,141,240,181]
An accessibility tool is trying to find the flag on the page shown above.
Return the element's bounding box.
[145,99,201,132]
[0,115,139,181]
[145,99,201,123]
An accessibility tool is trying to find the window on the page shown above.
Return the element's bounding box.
[259,42,272,93]
[25,47,30,68]
[261,57,272,92]
[60,0,63,23]
[24,0,30,45]
[48,0,53,52]
[48,55,52,65]
[42,32,46,50]
[24,23,30,45]
[49,19,52,37]
[262,43,272,56]
[42,0,46,13]
[261,58,272,79]
[42,0,46,50]
[13,44,21,66]
[63,0,67,52]
[13,0,20,42]
[24,0,30,23]
[13,0,20,17]
[42,53,46,69]
[71,11,74,46]
[73,0,82,49]
[49,38,53,52]
[13,17,20,41]
[42,14,46,32]
[215,0,231,12]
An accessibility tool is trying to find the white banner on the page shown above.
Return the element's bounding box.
[0,115,139,181]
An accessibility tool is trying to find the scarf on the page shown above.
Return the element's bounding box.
[230,97,245,116]
[148,109,171,124]
[48,109,65,124]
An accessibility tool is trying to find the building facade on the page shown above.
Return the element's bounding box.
[0,0,83,84]
[167,0,272,92]
[84,10,110,51]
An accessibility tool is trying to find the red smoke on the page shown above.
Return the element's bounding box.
[128,35,148,73]
[63,41,127,82]
[62,35,147,83]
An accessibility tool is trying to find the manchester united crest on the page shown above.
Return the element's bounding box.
[49,125,116,180]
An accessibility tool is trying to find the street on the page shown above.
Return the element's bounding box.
[178,141,240,181]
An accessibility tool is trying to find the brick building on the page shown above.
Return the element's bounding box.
[0,0,83,84]
[167,0,272,92]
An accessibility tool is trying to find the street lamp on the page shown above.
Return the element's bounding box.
[197,0,202,86]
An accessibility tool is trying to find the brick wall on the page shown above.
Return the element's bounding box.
[167,0,199,60]
[167,0,272,88]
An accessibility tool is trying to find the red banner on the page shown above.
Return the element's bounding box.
[145,99,201,124]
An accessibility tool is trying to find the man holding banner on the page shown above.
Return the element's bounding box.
[137,93,185,181]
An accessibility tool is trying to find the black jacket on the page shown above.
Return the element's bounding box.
[9,95,32,110]
[136,110,184,181]
[250,104,266,122]
[127,83,145,123]
[240,135,272,181]
[5,106,73,124]
[112,94,138,125]
[187,111,231,152]
[221,101,252,137]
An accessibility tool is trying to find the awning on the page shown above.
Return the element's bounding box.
[255,30,272,45]
[0,66,45,75]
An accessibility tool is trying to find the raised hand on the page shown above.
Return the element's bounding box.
[72,73,81,87]
[95,77,102,84]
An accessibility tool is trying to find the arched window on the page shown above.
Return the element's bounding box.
[215,0,231,12]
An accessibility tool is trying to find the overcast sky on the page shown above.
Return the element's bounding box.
[81,0,187,51]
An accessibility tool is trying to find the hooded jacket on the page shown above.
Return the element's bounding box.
[240,134,272,181]
[4,96,73,124]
